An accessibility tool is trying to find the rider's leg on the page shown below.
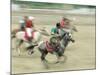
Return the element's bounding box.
[26,28,33,42]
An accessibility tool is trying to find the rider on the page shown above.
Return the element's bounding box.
[60,17,71,29]
[51,23,64,36]
[19,16,29,31]
[51,23,61,35]
[25,16,35,42]
[19,19,25,31]
[60,17,74,34]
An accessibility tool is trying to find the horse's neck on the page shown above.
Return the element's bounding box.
[63,40,68,47]
[61,36,69,48]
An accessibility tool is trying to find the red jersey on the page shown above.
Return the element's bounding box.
[26,20,33,28]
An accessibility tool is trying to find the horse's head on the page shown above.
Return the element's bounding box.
[63,32,75,43]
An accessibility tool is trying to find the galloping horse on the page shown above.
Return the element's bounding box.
[38,31,75,68]
[12,28,50,56]
[14,30,41,55]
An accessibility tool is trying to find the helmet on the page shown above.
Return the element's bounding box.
[62,17,71,22]
[28,16,35,20]
[50,36,57,44]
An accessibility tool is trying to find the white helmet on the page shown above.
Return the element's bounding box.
[28,16,35,20]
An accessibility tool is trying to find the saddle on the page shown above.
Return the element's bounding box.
[24,31,35,41]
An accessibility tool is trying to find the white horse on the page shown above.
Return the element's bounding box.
[16,31,41,43]
[13,29,49,56]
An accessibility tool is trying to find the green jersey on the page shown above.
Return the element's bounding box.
[51,27,65,36]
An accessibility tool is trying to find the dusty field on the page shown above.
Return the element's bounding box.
[11,10,96,74]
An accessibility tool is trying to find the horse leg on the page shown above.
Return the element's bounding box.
[41,50,49,69]
[16,40,23,56]
[56,55,66,64]
[56,49,67,63]
[70,38,75,43]
[55,49,66,63]
[41,50,48,61]
[61,55,67,63]
[55,54,61,63]
[26,44,38,55]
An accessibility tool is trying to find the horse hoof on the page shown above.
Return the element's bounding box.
[31,51,34,54]
[72,40,75,43]
[28,51,34,55]
[45,66,49,69]
[60,55,67,63]
[55,61,59,64]
[42,61,49,69]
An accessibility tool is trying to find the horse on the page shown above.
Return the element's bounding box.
[38,31,75,68]
[13,31,42,56]
[11,28,50,55]
[11,27,50,39]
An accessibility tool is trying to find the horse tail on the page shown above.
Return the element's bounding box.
[72,26,78,32]
[11,34,16,39]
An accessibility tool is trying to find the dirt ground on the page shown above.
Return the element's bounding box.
[11,10,96,74]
